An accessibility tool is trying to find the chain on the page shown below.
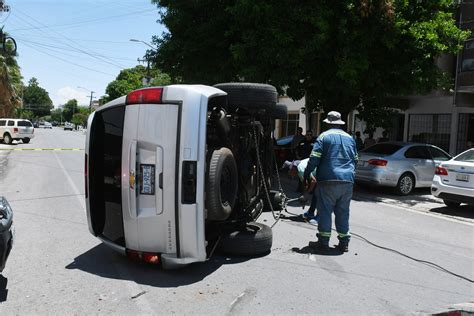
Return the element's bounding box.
[252,123,282,221]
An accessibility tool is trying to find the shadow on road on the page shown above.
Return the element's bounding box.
[428,205,474,219]
[66,243,257,288]
[291,242,344,256]
[0,275,8,302]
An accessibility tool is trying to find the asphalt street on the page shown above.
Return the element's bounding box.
[0,128,472,315]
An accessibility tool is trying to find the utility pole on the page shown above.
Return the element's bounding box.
[88,91,95,112]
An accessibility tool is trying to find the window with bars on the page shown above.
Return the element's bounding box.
[408,114,451,152]
[457,114,474,153]
[280,113,300,136]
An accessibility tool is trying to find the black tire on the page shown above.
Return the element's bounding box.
[214,82,277,111]
[269,103,288,119]
[396,173,415,195]
[22,138,30,144]
[206,147,238,221]
[217,222,272,256]
[3,133,11,145]
[444,200,461,208]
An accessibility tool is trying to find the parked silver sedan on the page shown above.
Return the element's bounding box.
[355,142,452,195]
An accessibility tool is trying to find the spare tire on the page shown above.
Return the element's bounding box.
[214,82,277,111]
[217,222,272,256]
[206,147,238,221]
[269,103,287,119]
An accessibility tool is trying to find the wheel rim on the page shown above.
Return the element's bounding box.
[400,176,413,194]
[4,135,10,144]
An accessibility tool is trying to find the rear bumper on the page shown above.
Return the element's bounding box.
[431,176,474,205]
[13,133,34,139]
[355,168,398,187]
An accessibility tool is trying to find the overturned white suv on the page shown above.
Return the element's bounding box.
[85,83,287,269]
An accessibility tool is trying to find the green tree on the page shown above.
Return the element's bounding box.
[51,108,63,123]
[63,99,78,122]
[151,0,470,129]
[104,65,172,103]
[71,113,87,127]
[22,77,53,117]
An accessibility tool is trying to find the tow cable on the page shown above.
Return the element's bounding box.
[252,125,306,228]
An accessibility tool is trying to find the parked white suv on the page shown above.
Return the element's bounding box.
[0,118,35,144]
[85,83,287,269]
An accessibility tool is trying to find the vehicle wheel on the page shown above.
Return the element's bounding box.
[217,222,272,256]
[396,173,415,195]
[3,133,11,145]
[443,200,461,208]
[214,82,277,111]
[206,147,238,221]
[269,103,288,119]
[22,138,30,144]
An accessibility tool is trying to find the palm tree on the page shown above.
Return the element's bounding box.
[0,32,22,117]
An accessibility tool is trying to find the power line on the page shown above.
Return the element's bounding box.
[15,37,136,62]
[9,8,156,32]
[11,9,127,70]
[21,41,115,77]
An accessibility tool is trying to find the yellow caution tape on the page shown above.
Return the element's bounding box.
[0,148,84,151]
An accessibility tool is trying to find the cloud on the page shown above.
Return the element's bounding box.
[55,87,91,107]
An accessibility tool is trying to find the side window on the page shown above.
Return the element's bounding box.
[7,121,14,127]
[404,146,431,159]
[0,120,5,127]
[429,147,451,161]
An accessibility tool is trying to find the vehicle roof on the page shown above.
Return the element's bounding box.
[370,141,443,147]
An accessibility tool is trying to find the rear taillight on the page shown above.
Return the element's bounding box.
[368,159,388,167]
[85,154,88,198]
[435,166,448,176]
[126,249,161,265]
[126,87,163,105]
[13,128,18,133]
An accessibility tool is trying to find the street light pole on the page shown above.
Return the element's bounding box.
[129,38,155,49]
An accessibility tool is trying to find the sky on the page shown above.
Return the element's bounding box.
[2,0,166,107]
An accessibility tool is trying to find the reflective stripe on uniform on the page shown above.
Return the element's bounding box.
[310,151,322,158]
[319,130,353,140]
[318,231,331,237]
[338,232,351,238]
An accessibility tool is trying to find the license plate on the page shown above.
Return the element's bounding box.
[456,173,469,182]
[140,164,155,195]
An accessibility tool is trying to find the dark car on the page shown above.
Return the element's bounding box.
[0,197,14,273]
[275,135,294,166]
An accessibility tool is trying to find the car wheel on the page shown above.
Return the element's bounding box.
[217,222,272,256]
[22,138,30,144]
[3,133,11,145]
[268,103,288,119]
[206,147,238,221]
[443,200,461,208]
[396,173,415,195]
[214,82,277,111]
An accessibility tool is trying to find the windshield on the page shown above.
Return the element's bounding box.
[361,143,404,155]
[454,149,474,162]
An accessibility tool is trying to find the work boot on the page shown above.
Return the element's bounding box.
[337,236,350,253]
[312,234,329,250]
